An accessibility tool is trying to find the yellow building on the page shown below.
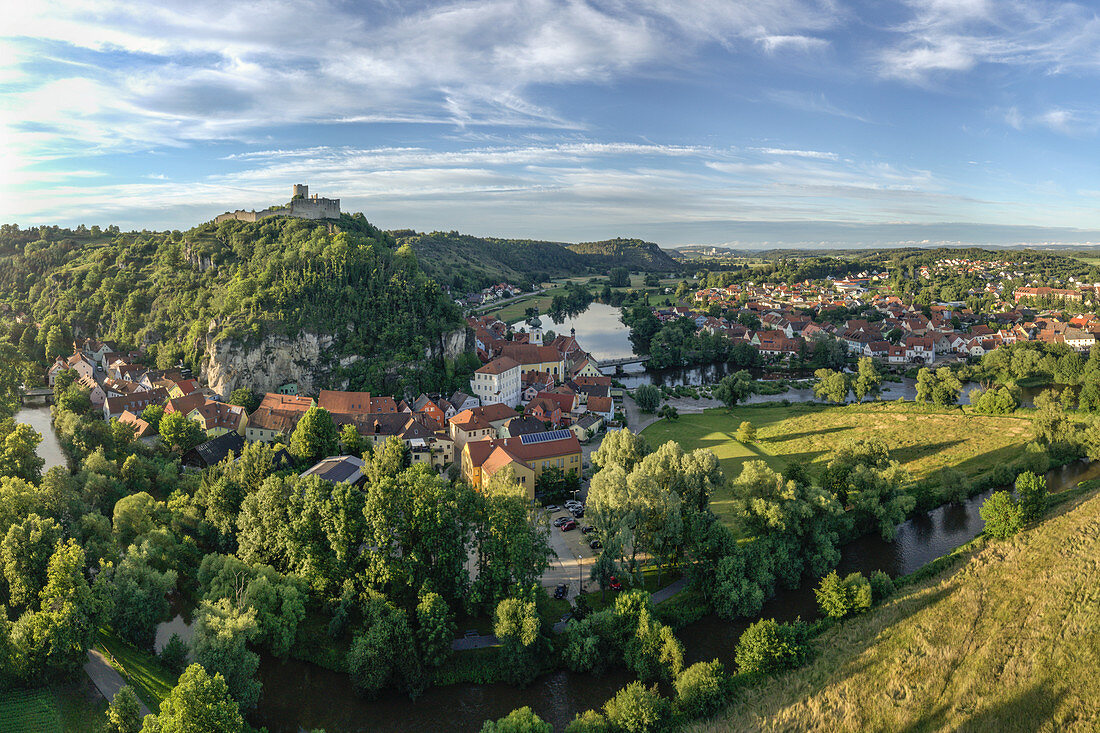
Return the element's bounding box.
[461,429,582,500]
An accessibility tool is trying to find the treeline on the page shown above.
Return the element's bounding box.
[0,216,468,397]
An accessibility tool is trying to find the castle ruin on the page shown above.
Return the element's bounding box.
[214,184,341,224]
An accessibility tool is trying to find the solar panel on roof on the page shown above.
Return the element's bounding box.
[520,429,574,445]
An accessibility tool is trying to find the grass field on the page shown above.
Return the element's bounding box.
[485,284,571,322]
[640,402,1034,525]
[689,486,1100,732]
[0,685,105,733]
[97,627,177,713]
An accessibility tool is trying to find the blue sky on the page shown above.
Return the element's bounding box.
[4,0,1100,248]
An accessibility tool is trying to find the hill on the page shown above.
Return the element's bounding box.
[566,237,680,271]
[691,486,1100,732]
[392,231,680,292]
[0,215,468,398]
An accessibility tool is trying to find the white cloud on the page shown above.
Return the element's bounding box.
[756,34,830,54]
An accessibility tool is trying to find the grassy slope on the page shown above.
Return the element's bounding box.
[97,628,177,713]
[690,488,1100,732]
[641,403,1033,526]
[0,685,106,733]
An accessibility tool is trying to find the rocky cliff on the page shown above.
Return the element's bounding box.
[201,327,348,398]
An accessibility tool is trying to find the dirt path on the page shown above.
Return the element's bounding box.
[84,649,152,718]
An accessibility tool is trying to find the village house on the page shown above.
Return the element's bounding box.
[461,429,582,499]
[103,388,168,421]
[471,356,522,408]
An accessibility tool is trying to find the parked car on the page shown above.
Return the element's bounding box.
[561,520,577,531]
[580,525,595,534]
[545,505,560,512]
[589,539,602,549]
[608,576,622,591]
[565,500,582,509]
[553,584,568,600]
[553,516,571,528]
[570,508,584,518]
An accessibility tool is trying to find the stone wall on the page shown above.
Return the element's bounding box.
[213,197,341,224]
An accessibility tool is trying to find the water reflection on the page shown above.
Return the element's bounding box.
[13,406,66,471]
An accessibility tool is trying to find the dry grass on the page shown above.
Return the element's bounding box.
[641,403,1033,525]
[688,489,1100,732]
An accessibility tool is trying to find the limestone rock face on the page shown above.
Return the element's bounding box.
[201,327,343,398]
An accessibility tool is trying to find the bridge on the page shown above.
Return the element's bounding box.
[595,355,651,370]
[20,388,53,405]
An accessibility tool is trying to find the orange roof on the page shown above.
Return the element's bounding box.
[476,356,520,375]
[258,393,314,412]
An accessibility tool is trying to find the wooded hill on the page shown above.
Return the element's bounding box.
[391,230,680,292]
[691,486,1100,732]
[0,215,469,396]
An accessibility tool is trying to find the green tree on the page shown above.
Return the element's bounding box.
[2,514,62,609]
[0,422,45,484]
[714,370,754,409]
[734,618,810,674]
[1014,471,1048,523]
[289,406,337,464]
[159,411,205,452]
[853,357,882,402]
[228,387,258,413]
[602,681,665,733]
[633,384,661,413]
[591,428,650,473]
[480,707,552,733]
[44,326,67,362]
[814,570,872,619]
[140,663,243,733]
[416,590,454,668]
[105,552,177,649]
[106,685,143,733]
[734,420,756,443]
[140,404,165,432]
[674,660,726,718]
[494,593,546,687]
[339,423,362,456]
[609,267,630,288]
[159,633,188,674]
[472,474,553,608]
[813,368,850,404]
[189,600,261,710]
[346,596,423,698]
[113,491,159,547]
[565,710,610,733]
[980,491,1023,539]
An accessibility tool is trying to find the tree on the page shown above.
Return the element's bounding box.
[980,491,1023,539]
[416,591,454,668]
[338,423,362,456]
[674,660,726,718]
[591,429,650,473]
[932,367,963,406]
[347,596,424,698]
[813,369,849,404]
[140,664,243,733]
[44,326,67,362]
[0,423,45,484]
[915,367,935,403]
[734,421,756,443]
[633,385,661,413]
[602,681,665,733]
[159,411,205,453]
[853,357,882,402]
[734,618,810,674]
[106,685,143,733]
[227,387,258,413]
[189,600,261,710]
[2,514,62,609]
[494,593,546,687]
[481,707,552,733]
[814,570,872,619]
[159,633,188,674]
[105,552,177,649]
[565,710,610,733]
[714,370,754,409]
[289,406,337,464]
[113,491,159,547]
[140,404,165,432]
[1015,471,1048,523]
[656,404,679,421]
[609,267,630,288]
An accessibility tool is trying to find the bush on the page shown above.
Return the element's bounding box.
[566,710,610,733]
[1015,470,1048,522]
[603,682,666,733]
[815,571,872,619]
[734,618,810,674]
[480,706,552,733]
[674,660,726,718]
[980,490,1023,539]
[734,421,756,443]
[868,570,895,604]
[159,633,189,674]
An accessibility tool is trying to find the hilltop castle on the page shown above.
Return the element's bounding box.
[214,184,341,224]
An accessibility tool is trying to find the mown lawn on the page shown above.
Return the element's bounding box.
[641,402,1035,526]
[688,487,1100,732]
[0,685,105,733]
[486,284,572,323]
[97,628,177,713]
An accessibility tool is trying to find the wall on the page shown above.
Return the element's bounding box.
[213,197,341,224]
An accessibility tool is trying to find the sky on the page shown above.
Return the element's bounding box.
[4,0,1100,248]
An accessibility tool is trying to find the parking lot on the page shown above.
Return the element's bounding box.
[539,503,600,601]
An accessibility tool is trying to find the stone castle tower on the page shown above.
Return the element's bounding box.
[215,184,341,223]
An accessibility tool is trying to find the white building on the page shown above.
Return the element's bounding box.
[471,356,522,408]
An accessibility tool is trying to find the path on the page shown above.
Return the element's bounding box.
[623,394,723,434]
[451,633,500,651]
[84,649,152,718]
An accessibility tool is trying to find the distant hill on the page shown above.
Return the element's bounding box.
[565,237,680,271]
[392,231,680,291]
[692,487,1100,732]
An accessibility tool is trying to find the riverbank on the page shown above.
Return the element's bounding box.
[689,482,1100,732]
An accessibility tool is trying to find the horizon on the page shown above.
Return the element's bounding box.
[5,1,1100,247]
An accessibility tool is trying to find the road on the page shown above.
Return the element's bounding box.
[621,394,724,434]
[84,649,152,718]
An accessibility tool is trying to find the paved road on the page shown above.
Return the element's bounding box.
[84,649,152,718]
[622,394,724,434]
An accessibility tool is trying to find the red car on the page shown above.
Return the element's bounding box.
[608,576,622,591]
[561,519,577,531]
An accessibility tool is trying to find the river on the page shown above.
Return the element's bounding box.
[249,458,1100,733]
[13,405,67,472]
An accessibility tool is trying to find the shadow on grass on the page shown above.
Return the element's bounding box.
[764,426,849,443]
[900,679,1066,733]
